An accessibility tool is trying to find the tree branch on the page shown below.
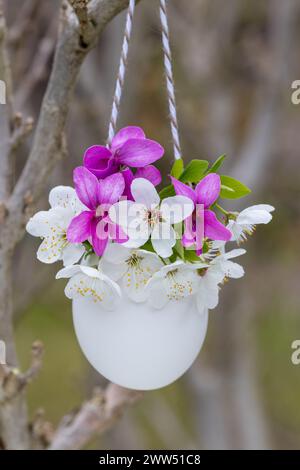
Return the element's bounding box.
[0,341,44,449]
[6,0,137,249]
[49,383,143,450]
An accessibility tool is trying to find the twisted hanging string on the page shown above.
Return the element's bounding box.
[107,0,136,146]
[159,0,182,161]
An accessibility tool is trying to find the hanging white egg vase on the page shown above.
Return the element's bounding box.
[73,297,208,390]
[25,0,274,395]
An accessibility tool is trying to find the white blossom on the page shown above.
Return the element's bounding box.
[100,243,164,303]
[227,204,274,243]
[195,242,246,315]
[109,178,194,258]
[146,260,208,309]
[56,264,121,310]
[26,186,85,265]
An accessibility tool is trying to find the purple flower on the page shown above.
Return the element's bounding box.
[171,173,231,254]
[67,167,127,256]
[83,126,164,179]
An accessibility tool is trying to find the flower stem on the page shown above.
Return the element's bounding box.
[215,203,229,216]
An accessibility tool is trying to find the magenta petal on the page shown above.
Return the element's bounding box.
[183,214,195,247]
[182,232,195,248]
[73,167,99,210]
[170,176,196,205]
[100,214,129,244]
[195,173,221,208]
[91,218,108,256]
[122,167,134,199]
[98,172,125,205]
[136,165,162,186]
[111,126,145,151]
[204,210,231,241]
[108,222,129,244]
[67,211,93,243]
[84,145,117,179]
[116,138,164,167]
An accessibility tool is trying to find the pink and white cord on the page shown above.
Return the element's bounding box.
[107,0,182,162]
[107,0,136,147]
[159,0,182,161]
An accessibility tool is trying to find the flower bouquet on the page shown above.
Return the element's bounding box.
[26,126,274,390]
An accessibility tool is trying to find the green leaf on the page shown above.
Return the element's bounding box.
[139,239,155,253]
[220,175,251,199]
[184,249,201,262]
[180,159,209,183]
[171,158,184,178]
[208,154,226,173]
[159,184,175,199]
[174,239,184,259]
[173,223,184,259]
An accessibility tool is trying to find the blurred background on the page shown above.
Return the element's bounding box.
[5,0,300,449]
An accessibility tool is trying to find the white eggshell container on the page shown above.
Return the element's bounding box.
[72,296,208,391]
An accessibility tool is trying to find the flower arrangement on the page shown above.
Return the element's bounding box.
[26,126,274,315]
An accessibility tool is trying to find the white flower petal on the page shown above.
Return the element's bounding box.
[195,297,207,316]
[101,280,122,310]
[102,243,131,264]
[151,223,176,258]
[109,200,137,229]
[147,260,185,282]
[165,268,198,301]
[222,248,246,260]
[242,204,274,213]
[26,211,52,237]
[237,209,272,225]
[131,178,160,209]
[206,265,225,284]
[197,276,219,310]
[160,195,194,224]
[49,186,76,208]
[99,258,127,281]
[221,260,244,279]
[56,265,82,279]
[61,267,121,310]
[227,220,244,242]
[123,251,163,303]
[123,237,149,249]
[80,253,99,267]
[126,217,150,245]
[80,265,103,278]
[62,243,85,266]
[37,236,64,263]
[147,279,169,309]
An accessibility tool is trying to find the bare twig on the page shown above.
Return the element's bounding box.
[19,341,44,387]
[8,0,40,48]
[0,341,44,450]
[9,115,34,154]
[15,18,57,110]
[30,409,54,449]
[49,383,143,450]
